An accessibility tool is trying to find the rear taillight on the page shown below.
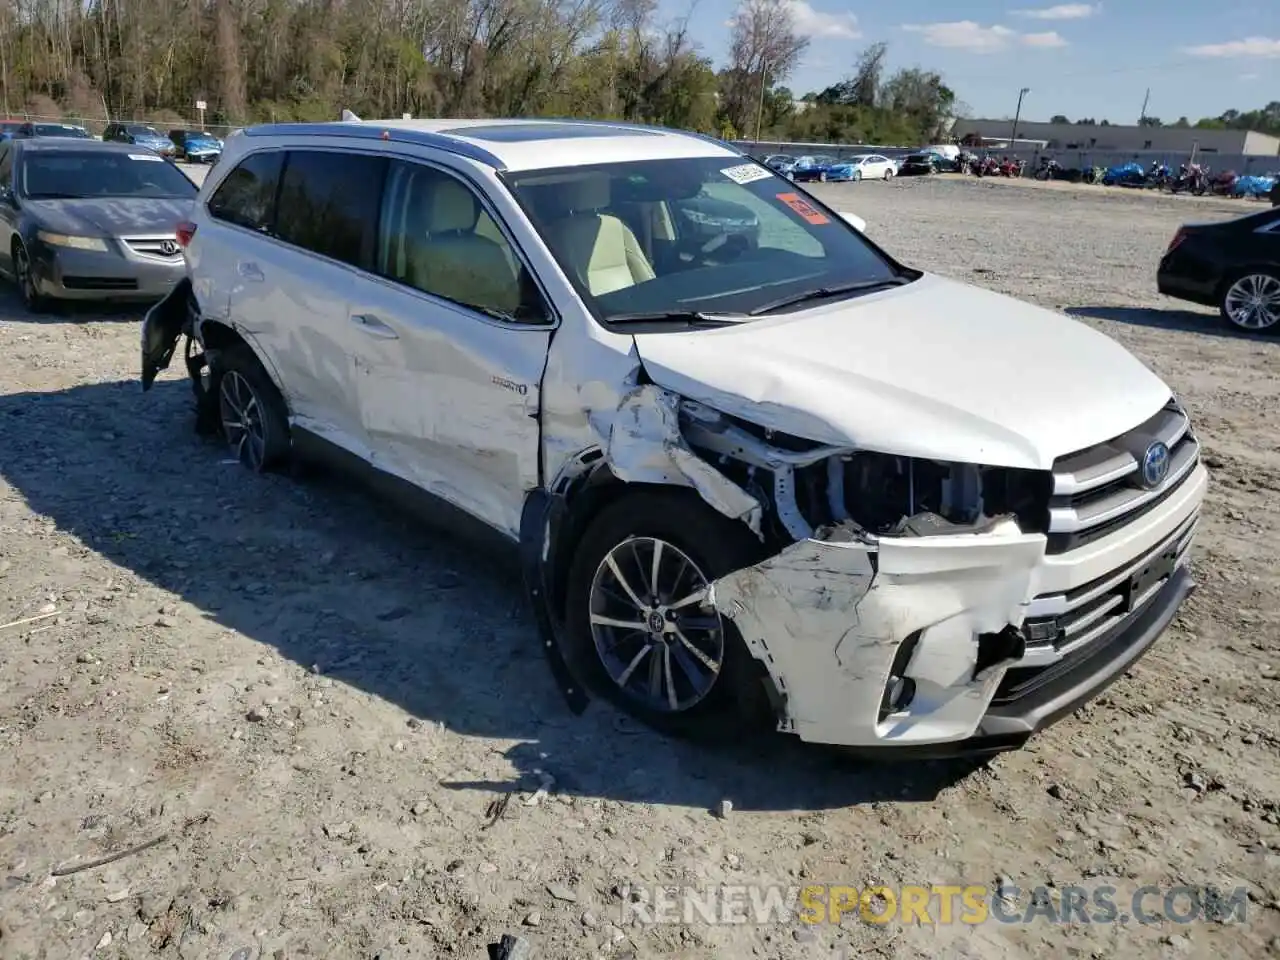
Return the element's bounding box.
[176,220,197,248]
[1165,228,1186,254]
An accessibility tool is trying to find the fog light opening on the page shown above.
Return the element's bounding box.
[882,675,917,717]
[878,632,921,723]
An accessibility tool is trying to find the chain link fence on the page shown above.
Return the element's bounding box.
[3,112,240,139]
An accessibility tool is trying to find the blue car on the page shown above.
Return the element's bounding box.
[792,154,838,183]
[102,122,178,158]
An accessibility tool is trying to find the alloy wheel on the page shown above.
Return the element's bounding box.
[1224,273,1280,331]
[587,536,725,713]
[14,247,37,307]
[218,369,269,469]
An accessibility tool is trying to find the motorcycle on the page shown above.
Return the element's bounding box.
[998,158,1024,178]
[975,156,1001,177]
[1209,171,1238,196]
[1168,163,1208,196]
[1035,157,1061,181]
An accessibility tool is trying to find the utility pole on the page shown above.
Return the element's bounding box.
[1138,88,1150,125]
[1010,87,1030,143]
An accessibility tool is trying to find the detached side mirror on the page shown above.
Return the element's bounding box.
[839,211,866,233]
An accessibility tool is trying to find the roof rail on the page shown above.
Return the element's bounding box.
[240,122,504,168]
[527,116,741,153]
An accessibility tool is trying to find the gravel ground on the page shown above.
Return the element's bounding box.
[1,170,1278,960]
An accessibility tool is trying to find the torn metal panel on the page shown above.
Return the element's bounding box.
[709,520,1046,746]
[605,384,764,536]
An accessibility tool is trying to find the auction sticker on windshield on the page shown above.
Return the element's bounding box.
[776,192,830,225]
[128,154,165,162]
[720,163,774,185]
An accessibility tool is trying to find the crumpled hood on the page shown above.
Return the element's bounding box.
[27,197,195,237]
[632,273,1172,470]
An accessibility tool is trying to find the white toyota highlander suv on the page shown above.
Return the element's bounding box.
[141,117,1208,757]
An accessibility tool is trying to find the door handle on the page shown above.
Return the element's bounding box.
[350,313,399,339]
[237,260,264,281]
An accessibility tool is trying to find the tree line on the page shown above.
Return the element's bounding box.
[0,0,958,146]
[1049,103,1280,136]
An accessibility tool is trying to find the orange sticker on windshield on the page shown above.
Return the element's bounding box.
[776,192,830,225]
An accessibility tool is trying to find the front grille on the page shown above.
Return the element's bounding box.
[122,236,183,262]
[1045,400,1200,554]
[61,276,138,290]
[993,508,1198,706]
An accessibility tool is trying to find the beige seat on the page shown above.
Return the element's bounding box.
[543,176,655,296]
[406,179,521,315]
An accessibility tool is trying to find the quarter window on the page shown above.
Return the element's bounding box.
[207,150,284,233]
[274,149,386,268]
[376,160,539,322]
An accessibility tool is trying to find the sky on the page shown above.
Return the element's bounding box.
[670,1,1279,123]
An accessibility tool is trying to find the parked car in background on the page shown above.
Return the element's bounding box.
[1157,205,1280,333]
[168,129,223,163]
[898,152,941,176]
[103,122,178,157]
[14,121,93,140]
[140,116,1204,760]
[828,154,898,182]
[0,119,23,142]
[0,138,198,312]
[792,154,838,183]
[762,154,797,179]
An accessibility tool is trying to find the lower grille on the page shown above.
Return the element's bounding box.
[993,509,1198,706]
[61,276,138,290]
[1045,400,1200,554]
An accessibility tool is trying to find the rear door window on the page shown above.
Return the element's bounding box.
[274,149,386,269]
[207,150,284,233]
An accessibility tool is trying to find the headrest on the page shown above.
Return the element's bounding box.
[425,179,478,233]
[561,175,611,214]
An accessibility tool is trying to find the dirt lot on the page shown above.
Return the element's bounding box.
[1,171,1278,960]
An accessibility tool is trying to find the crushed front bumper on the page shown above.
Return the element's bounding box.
[706,464,1207,755]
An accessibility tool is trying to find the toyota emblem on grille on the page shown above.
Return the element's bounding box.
[160,240,179,256]
[1140,441,1170,489]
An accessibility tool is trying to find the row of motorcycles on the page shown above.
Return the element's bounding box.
[931,151,1278,201]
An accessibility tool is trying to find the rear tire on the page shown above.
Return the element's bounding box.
[1219,270,1280,333]
[208,342,292,472]
[563,490,775,742]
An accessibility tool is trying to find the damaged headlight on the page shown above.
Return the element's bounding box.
[678,400,1051,544]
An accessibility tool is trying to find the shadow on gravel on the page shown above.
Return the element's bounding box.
[0,377,981,812]
[1066,305,1272,342]
[0,285,150,323]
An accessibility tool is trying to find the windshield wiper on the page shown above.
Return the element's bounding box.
[748,277,910,316]
[605,310,748,327]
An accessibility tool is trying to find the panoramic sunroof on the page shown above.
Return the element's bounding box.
[439,122,660,142]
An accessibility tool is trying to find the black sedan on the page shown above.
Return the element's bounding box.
[1157,206,1280,332]
[0,138,198,312]
[898,153,939,176]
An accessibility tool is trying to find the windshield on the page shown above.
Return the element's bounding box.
[504,156,907,324]
[34,124,91,138]
[128,126,163,137]
[847,155,868,164]
[905,154,930,162]
[21,151,197,200]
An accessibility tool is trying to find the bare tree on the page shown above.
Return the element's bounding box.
[721,0,807,137]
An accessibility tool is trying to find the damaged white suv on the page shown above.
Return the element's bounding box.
[141,117,1208,756]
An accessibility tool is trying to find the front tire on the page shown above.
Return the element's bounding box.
[12,242,51,314]
[563,490,774,741]
[208,343,291,472]
[818,171,827,183]
[1220,270,1280,333]
[884,168,894,181]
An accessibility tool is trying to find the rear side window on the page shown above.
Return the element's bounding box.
[274,150,386,269]
[208,150,284,233]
